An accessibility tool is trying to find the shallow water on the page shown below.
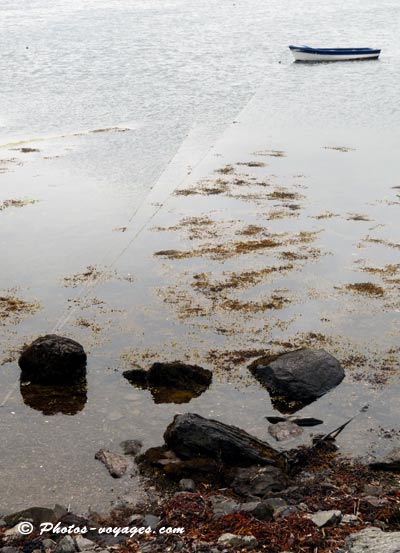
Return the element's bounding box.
[1,0,399,512]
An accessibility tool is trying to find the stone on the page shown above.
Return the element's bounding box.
[249,348,344,402]
[56,536,76,553]
[142,514,160,529]
[209,495,240,519]
[120,439,142,455]
[309,510,342,527]
[231,465,289,499]
[274,505,300,518]
[217,533,258,549]
[42,539,57,549]
[19,335,86,384]
[74,535,96,551]
[342,514,360,525]
[238,501,273,521]
[369,447,400,472]
[179,478,196,492]
[4,505,67,527]
[268,421,304,441]
[164,413,281,467]
[95,449,129,478]
[345,527,400,552]
[1,548,20,553]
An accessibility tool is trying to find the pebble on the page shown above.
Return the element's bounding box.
[217,533,258,549]
[55,536,77,553]
[142,514,160,529]
[309,510,342,528]
[179,478,196,492]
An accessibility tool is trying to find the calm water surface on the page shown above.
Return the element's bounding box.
[0,0,399,512]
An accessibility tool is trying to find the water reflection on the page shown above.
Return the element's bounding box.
[20,379,87,415]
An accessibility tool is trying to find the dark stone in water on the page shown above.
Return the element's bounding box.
[123,361,212,404]
[250,348,344,404]
[164,413,282,467]
[19,335,86,385]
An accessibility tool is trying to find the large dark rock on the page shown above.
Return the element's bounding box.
[249,348,344,403]
[123,361,212,404]
[164,413,282,467]
[19,335,87,384]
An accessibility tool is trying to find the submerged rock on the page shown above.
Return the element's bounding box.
[95,449,129,478]
[345,527,400,553]
[164,413,282,467]
[250,348,344,403]
[20,380,87,415]
[268,421,304,441]
[369,447,400,472]
[19,335,87,385]
[123,361,212,404]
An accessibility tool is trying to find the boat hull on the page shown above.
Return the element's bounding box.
[289,46,381,62]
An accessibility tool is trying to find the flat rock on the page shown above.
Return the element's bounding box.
[345,527,400,553]
[309,510,342,527]
[231,465,289,499]
[19,335,86,384]
[217,533,258,549]
[164,413,281,467]
[249,348,344,402]
[95,449,129,478]
[268,421,304,441]
[369,447,400,472]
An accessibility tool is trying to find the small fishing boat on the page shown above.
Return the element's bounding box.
[289,45,381,62]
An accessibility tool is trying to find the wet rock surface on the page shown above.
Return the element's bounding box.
[164,413,282,466]
[250,348,345,404]
[19,335,87,385]
[345,527,400,553]
[123,362,212,404]
[94,449,129,478]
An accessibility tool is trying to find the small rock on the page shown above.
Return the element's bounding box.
[362,496,389,508]
[179,478,196,492]
[74,535,95,551]
[238,501,273,521]
[120,439,142,456]
[95,449,129,478]
[42,539,57,550]
[217,533,258,550]
[268,421,304,441]
[274,505,300,518]
[56,536,77,553]
[1,547,20,553]
[209,495,240,519]
[4,525,23,538]
[231,465,289,498]
[345,526,400,552]
[341,514,360,525]
[309,510,342,527]
[362,484,384,496]
[264,497,288,513]
[19,335,87,384]
[369,447,400,472]
[142,514,160,529]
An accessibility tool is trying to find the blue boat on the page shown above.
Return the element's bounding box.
[289,45,381,62]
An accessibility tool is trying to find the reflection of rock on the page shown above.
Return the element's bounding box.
[249,349,344,411]
[19,334,87,384]
[20,380,87,415]
[123,361,212,404]
[164,413,281,467]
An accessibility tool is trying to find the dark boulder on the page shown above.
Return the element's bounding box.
[19,335,86,385]
[123,361,212,404]
[249,348,344,403]
[164,413,282,467]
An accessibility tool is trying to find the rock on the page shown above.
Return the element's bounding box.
[120,439,142,455]
[268,421,304,441]
[345,527,400,552]
[19,335,86,384]
[249,348,344,402]
[142,514,160,529]
[164,413,282,467]
[1,548,20,553]
[163,456,222,484]
[209,495,240,519]
[42,539,57,550]
[274,505,300,518]
[74,536,95,551]
[4,505,67,527]
[94,449,129,478]
[369,447,400,472]
[217,533,258,549]
[179,478,196,492]
[238,501,273,521]
[123,362,212,404]
[309,510,342,527]
[341,514,360,525]
[231,465,289,499]
[362,496,389,508]
[56,537,76,553]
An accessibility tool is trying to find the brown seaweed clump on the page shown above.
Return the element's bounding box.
[344,282,385,297]
[0,294,40,325]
